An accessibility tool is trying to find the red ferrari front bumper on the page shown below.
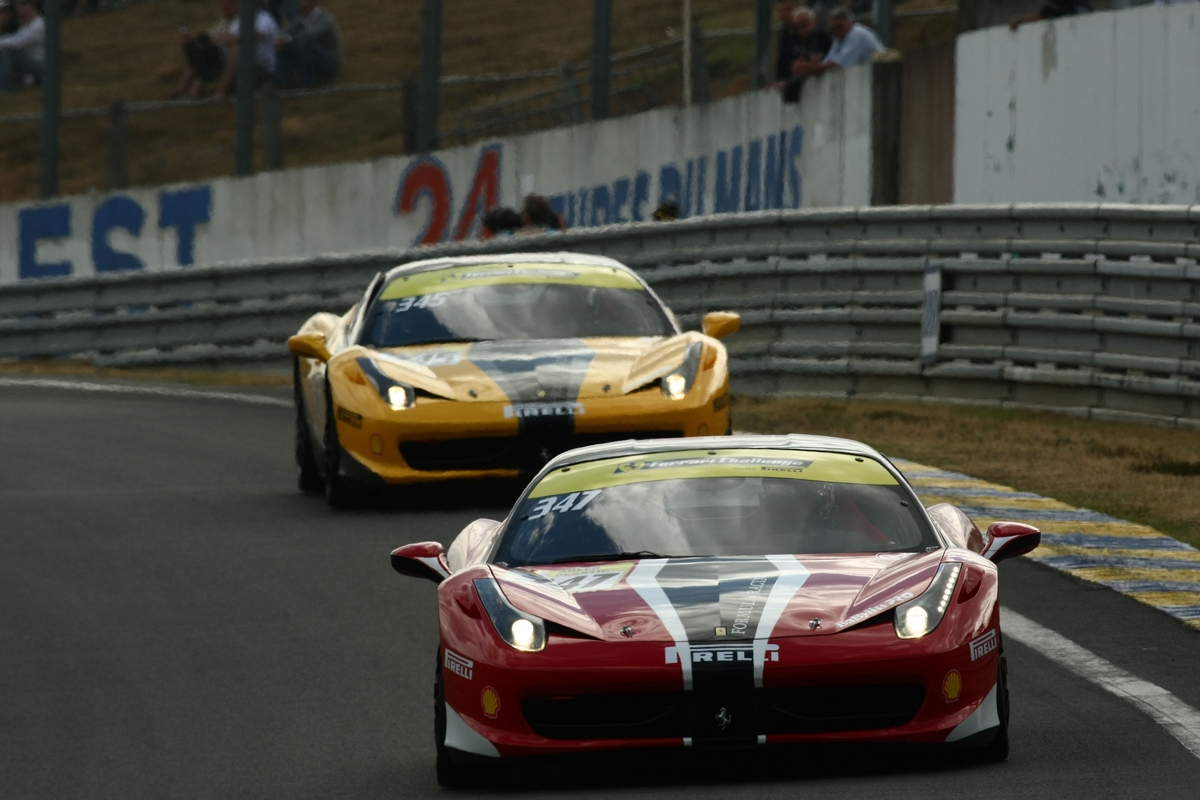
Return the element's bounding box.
[438,609,1004,760]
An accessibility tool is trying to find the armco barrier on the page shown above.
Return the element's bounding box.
[1,204,1198,428]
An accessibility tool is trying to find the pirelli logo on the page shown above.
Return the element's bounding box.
[444,650,474,680]
[970,629,998,661]
[504,402,585,419]
[336,407,363,428]
[664,643,780,664]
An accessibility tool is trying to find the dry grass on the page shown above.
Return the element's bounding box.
[0,359,290,387]
[0,0,953,203]
[733,396,1200,549]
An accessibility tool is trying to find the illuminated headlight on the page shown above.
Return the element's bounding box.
[357,357,415,410]
[660,342,703,400]
[474,578,546,652]
[894,563,962,639]
[387,385,415,410]
[663,373,688,400]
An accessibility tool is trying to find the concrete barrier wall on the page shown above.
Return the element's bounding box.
[955,4,1200,204]
[0,69,874,287]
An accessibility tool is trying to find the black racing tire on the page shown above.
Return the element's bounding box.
[967,654,1011,764]
[435,650,502,788]
[293,359,324,494]
[322,380,362,509]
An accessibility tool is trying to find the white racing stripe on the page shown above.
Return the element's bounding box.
[753,555,811,688]
[627,559,693,690]
[1002,606,1200,760]
[0,377,291,408]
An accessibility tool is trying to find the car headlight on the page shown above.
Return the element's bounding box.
[474,578,546,652]
[894,563,962,639]
[661,342,703,400]
[357,357,415,410]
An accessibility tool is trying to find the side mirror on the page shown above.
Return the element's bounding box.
[985,522,1041,563]
[702,311,741,340]
[288,332,332,362]
[391,541,450,583]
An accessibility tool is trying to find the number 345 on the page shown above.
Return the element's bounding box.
[394,294,447,312]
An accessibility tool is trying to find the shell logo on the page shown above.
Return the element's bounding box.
[943,669,963,702]
[481,686,501,718]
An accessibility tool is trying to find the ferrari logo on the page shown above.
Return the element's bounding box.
[943,670,963,702]
[481,686,501,718]
[614,460,645,474]
[715,707,732,730]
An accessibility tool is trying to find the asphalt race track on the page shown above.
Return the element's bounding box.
[4,381,1200,799]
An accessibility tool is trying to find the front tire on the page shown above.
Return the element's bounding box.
[435,650,502,787]
[322,380,361,508]
[967,654,1011,763]
[293,359,324,494]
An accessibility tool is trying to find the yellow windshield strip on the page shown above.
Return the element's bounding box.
[379,262,644,300]
[529,449,899,498]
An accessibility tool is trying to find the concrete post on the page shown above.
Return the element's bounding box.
[591,0,612,120]
[234,0,257,175]
[108,100,128,190]
[870,59,903,206]
[38,0,62,199]
[872,0,895,48]
[751,0,772,90]
[417,0,442,152]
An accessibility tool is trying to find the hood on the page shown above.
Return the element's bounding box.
[373,336,702,404]
[491,551,942,645]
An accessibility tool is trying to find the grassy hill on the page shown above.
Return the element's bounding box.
[0,0,955,203]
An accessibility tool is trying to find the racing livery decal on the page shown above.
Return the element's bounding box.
[444,649,474,680]
[970,629,998,661]
[943,670,963,702]
[625,556,810,691]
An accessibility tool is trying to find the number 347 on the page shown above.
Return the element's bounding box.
[527,490,603,520]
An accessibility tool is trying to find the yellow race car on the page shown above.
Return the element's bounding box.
[287,252,740,506]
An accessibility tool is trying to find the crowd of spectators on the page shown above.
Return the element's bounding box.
[773,1,883,104]
[482,194,567,239]
[0,0,43,93]
[0,0,344,96]
[175,0,343,99]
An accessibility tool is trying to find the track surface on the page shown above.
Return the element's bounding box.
[4,383,1200,799]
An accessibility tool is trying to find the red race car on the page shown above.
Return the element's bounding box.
[391,435,1040,786]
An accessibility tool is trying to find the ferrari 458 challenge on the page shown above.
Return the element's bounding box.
[287,253,740,506]
[391,434,1041,786]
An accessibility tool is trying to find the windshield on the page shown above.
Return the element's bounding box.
[359,263,674,348]
[493,450,937,567]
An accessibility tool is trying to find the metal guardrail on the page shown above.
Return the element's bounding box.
[1,203,1198,428]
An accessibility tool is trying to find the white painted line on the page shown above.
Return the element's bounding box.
[1002,606,1200,760]
[0,377,291,408]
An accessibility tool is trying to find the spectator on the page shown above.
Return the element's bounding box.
[774,0,800,83]
[0,0,43,94]
[792,7,881,77]
[481,207,523,239]
[267,0,301,25]
[213,0,280,98]
[274,0,343,89]
[781,7,832,103]
[1010,0,1092,29]
[519,194,565,233]
[653,199,679,221]
[174,0,236,99]
[0,1,17,36]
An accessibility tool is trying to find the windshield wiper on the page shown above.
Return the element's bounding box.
[548,550,676,564]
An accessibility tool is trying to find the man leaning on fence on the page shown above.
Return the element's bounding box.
[790,7,882,78]
[274,0,343,89]
[0,0,43,94]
